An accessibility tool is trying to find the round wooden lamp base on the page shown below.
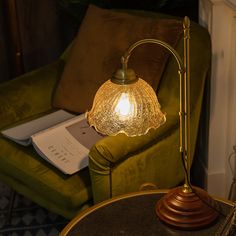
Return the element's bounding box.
[156,186,219,230]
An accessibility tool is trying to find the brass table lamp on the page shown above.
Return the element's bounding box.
[87,17,218,230]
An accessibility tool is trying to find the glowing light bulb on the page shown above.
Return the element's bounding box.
[87,79,166,136]
[115,93,135,120]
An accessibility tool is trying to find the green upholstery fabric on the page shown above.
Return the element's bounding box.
[0,139,92,218]
[0,60,64,130]
[0,60,93,219]
[0,8,211,219]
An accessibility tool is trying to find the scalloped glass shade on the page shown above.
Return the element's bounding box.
[87,78,166,136]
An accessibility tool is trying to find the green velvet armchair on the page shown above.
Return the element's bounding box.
[0,7,211,219]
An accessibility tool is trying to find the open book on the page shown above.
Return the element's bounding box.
[1,110,103,175]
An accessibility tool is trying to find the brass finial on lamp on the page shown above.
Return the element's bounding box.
[87,16,218,230]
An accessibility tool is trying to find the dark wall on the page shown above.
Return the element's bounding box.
[0,0,78,83]
[16,0,62,72]
[100,0,199,21]
[0,1,10,82]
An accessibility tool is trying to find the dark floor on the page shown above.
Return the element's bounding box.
[0,182,69,236]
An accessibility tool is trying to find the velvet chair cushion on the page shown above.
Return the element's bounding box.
[52,4,182,113]
[0,134,92,219]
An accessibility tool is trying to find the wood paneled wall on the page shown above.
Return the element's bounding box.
[16,0,62,72]
[0,0,77,82]
[0,0,11,82]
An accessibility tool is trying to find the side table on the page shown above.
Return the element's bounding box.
[60,189,234,236]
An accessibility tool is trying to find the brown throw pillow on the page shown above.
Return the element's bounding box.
[53,4,182,113]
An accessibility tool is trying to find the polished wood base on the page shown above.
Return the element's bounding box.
[155,186,219,230]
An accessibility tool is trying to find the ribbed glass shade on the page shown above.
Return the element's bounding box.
[87,78,166,136]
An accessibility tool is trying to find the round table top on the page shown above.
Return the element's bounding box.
[60,189,234,236]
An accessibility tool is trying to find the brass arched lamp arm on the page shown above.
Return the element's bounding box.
[122,38,184,74]
[122,15,190,74]
[114,16,191,193]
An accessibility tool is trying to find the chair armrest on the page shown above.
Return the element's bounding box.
[0,59,64,130]
[89,114,178,170]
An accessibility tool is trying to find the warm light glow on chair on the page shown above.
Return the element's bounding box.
[87,16,219,230]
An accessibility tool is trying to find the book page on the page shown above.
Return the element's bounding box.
[31,114,103,174]
[1,110,75,146]
[66,118,103,150]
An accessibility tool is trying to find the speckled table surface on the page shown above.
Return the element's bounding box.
[60,190,234,236]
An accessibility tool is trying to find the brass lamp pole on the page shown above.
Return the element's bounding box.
[88,17,218,229]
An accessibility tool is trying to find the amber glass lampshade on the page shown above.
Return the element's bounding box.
[87,77,166,136]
